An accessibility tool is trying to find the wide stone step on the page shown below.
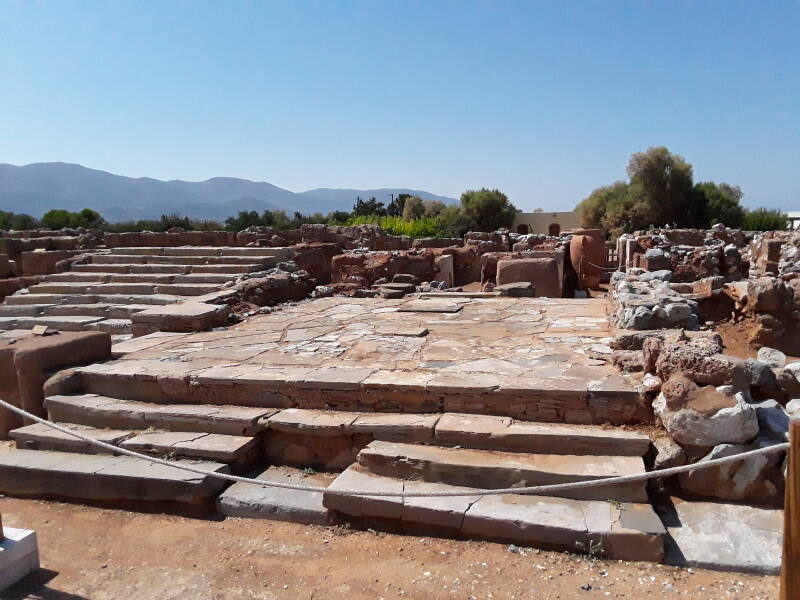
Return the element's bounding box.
[433,413,651,456]
[107,246,293,259]
[356,441,648,502]
[0,448,229,507]
[70,359,640,425]
[323,465,665,562]
[261,409,650,471]
[6,293,182,306]
[40,303,151,318]
[44,272,113,283]
[28,281,223,298]
[72,264,190,274]
[10,421,258,467]
[90,254,277,266]
[190,264,261,274]
[10,422,134,454]
[0,315,104,331]
[28,282,158,295]
[218,466,335,525]
[45,394,276,436]
[120,430,260,468]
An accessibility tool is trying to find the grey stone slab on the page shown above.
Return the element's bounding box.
[435,414,650,456]
[10,422,133,454]
[0,527,40,592]
[0,448,231,505]
[323,465,404,519]
[218,467,332,525]
[660,498,783,574]
[397,301,463,313]
[357,441,648,503]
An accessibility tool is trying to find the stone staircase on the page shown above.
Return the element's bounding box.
[0,246,292,337]
[0,356,667,559]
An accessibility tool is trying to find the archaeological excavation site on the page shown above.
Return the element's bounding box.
[0,222,796,579]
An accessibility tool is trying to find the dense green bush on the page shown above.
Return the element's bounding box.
[742,208,788,231]
[347,215,447,237]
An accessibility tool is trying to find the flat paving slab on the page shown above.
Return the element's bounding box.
[218,466,334,525]
[660,497,783,575]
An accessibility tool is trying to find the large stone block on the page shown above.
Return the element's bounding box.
[496,258,562,298]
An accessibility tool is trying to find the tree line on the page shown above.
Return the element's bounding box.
[578,146,789,237]
[0,188,520,237]
[0,151,790,238]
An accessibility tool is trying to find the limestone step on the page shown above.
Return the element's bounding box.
[154,283,222,296]
[0,448,229,507]
[89,318,133,334]
[107,246,293,259]
[433,413,651,456]
[262,410,650,468]
[6,293,181,306]
[356,441,648,503]
[218,466,335,525]
[10,421,258,468]
[10,422,134,454]
[12,303,151,319]
[323,465,665,562]
[72,264,190,274]
[0,315,104,331]
[90,254,277,266]
[44,272,113,283]
[45,394,276,436]
[28,282,158,295]
[190,264,262,274]
[120,430,260,468]
[73,263,262,276]
[70,359,640,425]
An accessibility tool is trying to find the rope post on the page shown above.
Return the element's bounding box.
[781,418,800,600]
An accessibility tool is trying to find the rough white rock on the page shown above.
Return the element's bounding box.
[757,347,787,368]
[653,388,759,447]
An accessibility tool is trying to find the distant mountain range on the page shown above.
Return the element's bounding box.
[0,162,457,222]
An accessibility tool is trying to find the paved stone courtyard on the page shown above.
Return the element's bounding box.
[105,296,645,424]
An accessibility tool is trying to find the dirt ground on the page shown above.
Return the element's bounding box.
[0,497,778,600]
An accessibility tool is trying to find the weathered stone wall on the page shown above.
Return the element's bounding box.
[331,250,437,287]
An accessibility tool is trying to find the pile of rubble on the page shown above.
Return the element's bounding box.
[606,224,800,507]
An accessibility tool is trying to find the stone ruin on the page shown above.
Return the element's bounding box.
[607,223,800,515]
[0,221,791,575]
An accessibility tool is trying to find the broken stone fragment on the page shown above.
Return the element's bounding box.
[655,346,748,388]
[752,399,790,441]
[678,440,782,503]
[652,435,686,470]
[654,377,759,447]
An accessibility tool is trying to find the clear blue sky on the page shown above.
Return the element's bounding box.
[1,1,798,212]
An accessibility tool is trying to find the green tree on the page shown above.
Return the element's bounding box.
[423,200,446,217]
[401,196,425,220]
[742,208,788,231]
[0,211,39,230]
[353,196,387,217]
[459,188,517,232]
[387,193,410,217]
[626,146,695,227]
[225,210,261,231]
[439,204,473,237]
[693,182,745,228]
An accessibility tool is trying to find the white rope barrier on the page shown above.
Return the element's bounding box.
[0,398,789,498]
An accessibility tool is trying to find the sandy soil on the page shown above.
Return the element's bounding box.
[1,497,778,600]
